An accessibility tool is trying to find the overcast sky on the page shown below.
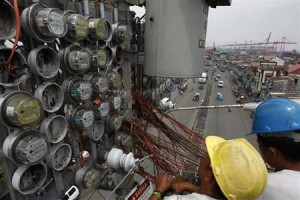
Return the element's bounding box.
[130,0,300,51]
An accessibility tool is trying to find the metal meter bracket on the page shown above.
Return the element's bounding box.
[21,3,67,42]
[64,11,88,42]
[28,46,60,79]
[75,166,101,188]
[84,73,109,94]
[70,106,95,130]
[86,17,113,42]
[34,82,64,113]
[62,77,93,104]
[3,129,49,165]
[12,163,48,195]
[0,91,43,128]
[46,143,72,171]
[59,44,91,75]
[40,115,68,143]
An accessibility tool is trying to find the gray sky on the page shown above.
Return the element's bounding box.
[206,0,300,50]
[131,0,300,51]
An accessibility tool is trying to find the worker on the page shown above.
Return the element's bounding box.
[251,98,300,199]
[150,136,267,200]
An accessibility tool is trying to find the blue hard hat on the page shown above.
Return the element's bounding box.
[251,98,300,134]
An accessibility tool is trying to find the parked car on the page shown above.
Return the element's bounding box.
[217,81,224,88]
[217,93,223,101]
[236,95,246,104]
[198,85,203,89]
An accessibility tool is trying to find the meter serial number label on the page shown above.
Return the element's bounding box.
[99,103,109,117]
[82,111,94,128]
[98,78,108,92]
[113,96,121,109]
[79,83,92,100]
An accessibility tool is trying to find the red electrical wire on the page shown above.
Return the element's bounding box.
[6,0,21,66]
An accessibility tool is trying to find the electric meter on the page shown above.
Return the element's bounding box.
[0,91,43,127]
[99,45,113,67]
[46,143,72,171]
[112,45,124,64]
[87,17,112,42]
[93,100,110,119]
[0,1,16,40]
[75,166,101,188]
[59,45,91,75]
[65,11,88,42]
[120,108,134,121]
[107,114,123,132]
[40,115,68,144]
[112,23,133,42]
[28,46,60,79]
[115,131,133,152]
[12,163,47,195]
[84,73,108,94]
[120,89,132,104]
[70,106,95,130]
[21,4,67,42]
[107,71,122,89]
[90,48,108,69]
[34,83,64,113]
[85,120,105,141]
[108,93,122,110]
[62,77,93,104]
[3,129,49,165]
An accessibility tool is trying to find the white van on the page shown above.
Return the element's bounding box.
[218,81,224,88]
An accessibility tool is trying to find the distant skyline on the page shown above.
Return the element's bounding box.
[130,0,300,51]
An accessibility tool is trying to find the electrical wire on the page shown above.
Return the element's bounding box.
[6,0,20,67]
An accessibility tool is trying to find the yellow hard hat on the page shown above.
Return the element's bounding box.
[206,136,267,200]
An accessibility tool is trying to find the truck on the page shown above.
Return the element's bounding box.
[199,72,208,84]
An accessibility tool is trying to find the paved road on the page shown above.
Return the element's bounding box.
[204,71,258,149]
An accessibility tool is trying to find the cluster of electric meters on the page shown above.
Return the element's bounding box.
[0,0,138,199]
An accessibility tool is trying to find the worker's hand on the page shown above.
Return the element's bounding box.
[171,180,199,194]
[155,172,174,194]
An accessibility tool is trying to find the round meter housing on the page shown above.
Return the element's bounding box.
[28,46,60,79]
[34,83,64,113]
[65,11,88,42]
[85,120,105,141]
[3,129,49,165]
[107,71,122,89]
[112,23,133,42]
[40,115,68,143]
[112,46,124,64]
[12,163,47,195]
[0,91,43,127]
[87,17,112,42]
[0,1,16,40]
[21,4,67,42]
[93,100,110,119]
[84,73,109,94]
[46,143,72,171]
[75,166,101,188]
[71,106,95,130]
[62,77,93,104]
[107,114,123,132]
[59,45,91,75]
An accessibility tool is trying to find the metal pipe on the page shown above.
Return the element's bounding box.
[83,0,90,16]
[113,2,119,23]
[99,0,105,18]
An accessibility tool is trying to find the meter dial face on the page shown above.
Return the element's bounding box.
[108,115,123,132]
[73,108,95,130]
[109,72,122,89]
[66,13,88,41]
[96,77,108,93]
[68,49,91,72]
[74,15,88,37]
[47,10,66,36]
[95,49,107,67]
[69,80,93,102]
[95,19,108,40]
